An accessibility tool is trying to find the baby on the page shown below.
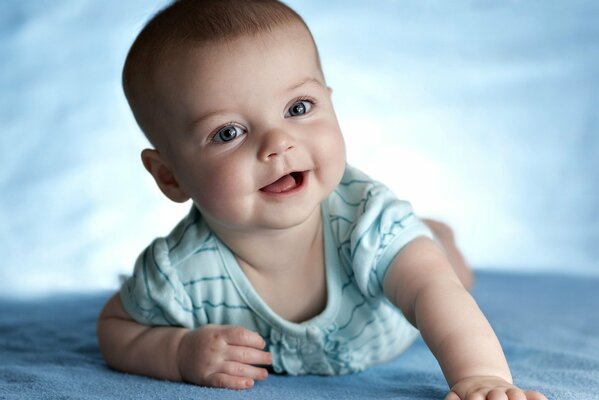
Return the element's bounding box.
[97,1,546,399]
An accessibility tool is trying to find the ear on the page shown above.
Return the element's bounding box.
[141,149,190,203]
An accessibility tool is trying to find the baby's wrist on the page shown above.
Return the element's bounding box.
[450,373,513,389]
[175,329,193,382]
[448,367,513,389]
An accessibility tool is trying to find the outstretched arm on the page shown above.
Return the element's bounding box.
[383,237,547,400]
[96,293,272,389]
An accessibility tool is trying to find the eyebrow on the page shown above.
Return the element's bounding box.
[188,108,230,132]
[284,77,325,93]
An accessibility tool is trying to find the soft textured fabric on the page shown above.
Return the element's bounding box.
[120,165,432,375]
[1,271,598,399]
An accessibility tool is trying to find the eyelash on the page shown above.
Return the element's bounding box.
[289,96,318,114]
[209,122,245,144]
[207,95,319,144]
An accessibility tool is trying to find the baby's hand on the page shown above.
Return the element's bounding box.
[177,324,272,389]
[446,376,548,400]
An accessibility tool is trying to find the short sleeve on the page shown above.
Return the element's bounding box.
[120,237,197,328]
[328,166,433,299]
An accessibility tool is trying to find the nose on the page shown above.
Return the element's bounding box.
[257,129,295,161]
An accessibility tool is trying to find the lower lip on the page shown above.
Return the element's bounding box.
[260,171,308,198]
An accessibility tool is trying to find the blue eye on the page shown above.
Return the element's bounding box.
[286,100,312,117]
[212,125,245,143]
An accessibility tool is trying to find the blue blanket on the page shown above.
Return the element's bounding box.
[1,271,598,399]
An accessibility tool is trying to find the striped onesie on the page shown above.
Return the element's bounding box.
[120,165,432,375]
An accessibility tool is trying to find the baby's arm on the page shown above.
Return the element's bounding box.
[383,237,547,400]
[96,293,272,389]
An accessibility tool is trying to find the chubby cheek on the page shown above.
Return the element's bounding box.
[187,158,256,224]
[316,124,346,186]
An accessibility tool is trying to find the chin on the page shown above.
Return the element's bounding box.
[260,203,322,230]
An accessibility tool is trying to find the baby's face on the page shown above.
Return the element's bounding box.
[152,22,346,233]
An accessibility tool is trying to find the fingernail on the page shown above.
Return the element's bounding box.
[246,379,254,388]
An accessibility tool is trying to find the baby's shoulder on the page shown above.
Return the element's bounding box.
[155,206,221,269]
[324,165,392,236]
[327,165,390,212]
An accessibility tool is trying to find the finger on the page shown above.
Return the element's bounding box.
[206,372,255,390]
[225,326,267,349]
[524,391,548,400]
[506,388,527,400]
[444,391,460,400]
[457,392,484,400]
[487,389,508,400]
[226,344,273,365]
[222,361,269,381]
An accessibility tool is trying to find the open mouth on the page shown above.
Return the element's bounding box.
[260,171,305,194]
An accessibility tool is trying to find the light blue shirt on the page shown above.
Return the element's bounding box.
[120,165,433,375]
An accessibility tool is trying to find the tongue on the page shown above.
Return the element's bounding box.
[261,174,297,193]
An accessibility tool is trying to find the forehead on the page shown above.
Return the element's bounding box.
[152,22,323,112]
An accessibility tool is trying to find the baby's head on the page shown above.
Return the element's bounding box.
[123,0,346,233]
[123,0,321,147]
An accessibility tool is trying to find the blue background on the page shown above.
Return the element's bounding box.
[1,0,598,297]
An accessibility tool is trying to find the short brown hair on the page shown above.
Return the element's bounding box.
[123,0,318,145]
